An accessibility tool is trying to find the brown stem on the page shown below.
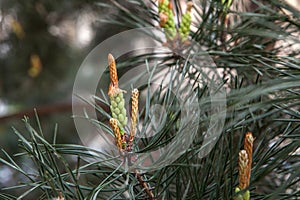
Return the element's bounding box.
[0,101,109,122]
[135,169,155,199]
[0,102,72,122]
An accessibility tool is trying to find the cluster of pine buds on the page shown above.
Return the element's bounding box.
[158,0,176,40]
[178,2,193,41]
[158,0,193,43]
[107,54,139,152]
[235,132,254,200]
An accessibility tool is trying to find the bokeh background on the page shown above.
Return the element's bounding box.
[1,0,300,198]
[0,0,130,190]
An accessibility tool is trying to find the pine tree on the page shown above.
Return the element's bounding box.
[1,0,300,199]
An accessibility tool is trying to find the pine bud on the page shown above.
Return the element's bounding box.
[114,108,120,115]
[244,132,254,186]
[110,92,128,130]
[179,2,193,41]
[108,54,118,90]
[234,187,243,200]
[235,132,254,200]
[130,89,139,141]
[158,0,176,40]
[238,150,248,190]
[159,12,168,27]
[108,54,128,131]
[235,187,250,200]
[243,190,250,200]
[158,0,168,13]
[109,118,123,150]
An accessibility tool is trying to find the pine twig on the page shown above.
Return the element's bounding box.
[135,169,155,199]
[107,53,155,199]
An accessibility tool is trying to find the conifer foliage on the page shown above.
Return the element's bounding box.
[1,0,300,199]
